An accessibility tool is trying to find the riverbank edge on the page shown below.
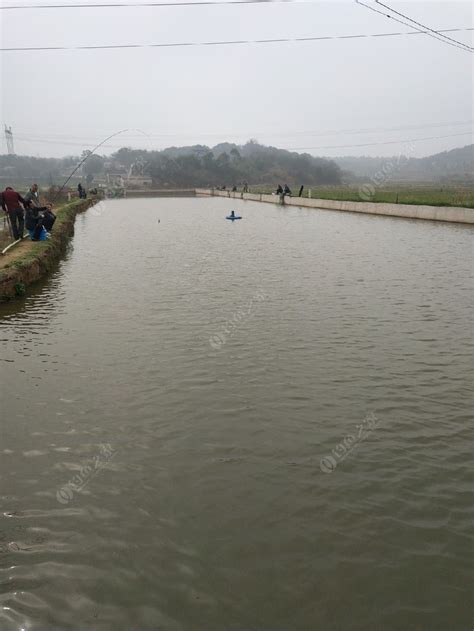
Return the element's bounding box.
[0,198,95,302]
[196,189,474,224]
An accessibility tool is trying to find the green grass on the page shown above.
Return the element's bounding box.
[0,199,87,270]
[0,198,93,300]
[250,185,474,208]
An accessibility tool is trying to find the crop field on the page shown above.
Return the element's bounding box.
[250,185,474,208]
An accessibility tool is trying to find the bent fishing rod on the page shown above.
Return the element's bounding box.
[52,128,149,203]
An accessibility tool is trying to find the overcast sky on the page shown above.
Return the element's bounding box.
[0,0,472,158]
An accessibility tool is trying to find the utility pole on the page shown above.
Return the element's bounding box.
[4,125,15,155]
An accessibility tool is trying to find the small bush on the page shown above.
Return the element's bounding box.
[14,282,26,296]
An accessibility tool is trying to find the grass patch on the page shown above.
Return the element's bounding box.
[250,185,474,208]
[1,198,91,272]
[14,282,26,296]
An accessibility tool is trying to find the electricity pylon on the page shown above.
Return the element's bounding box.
[4,125,15,155]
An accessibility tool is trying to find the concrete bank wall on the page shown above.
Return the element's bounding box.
[195,189,474,224]
[126,189,196,197]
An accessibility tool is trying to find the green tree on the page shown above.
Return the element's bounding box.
[82,154,104,182]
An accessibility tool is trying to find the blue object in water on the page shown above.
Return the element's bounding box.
[226,215,242,220]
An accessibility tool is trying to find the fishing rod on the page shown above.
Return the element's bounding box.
[4,212,13,239]
[52,127,150,202]
[2,128,148,254]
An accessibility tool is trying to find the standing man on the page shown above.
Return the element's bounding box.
[1,186,26,241]
[24,183,41,208]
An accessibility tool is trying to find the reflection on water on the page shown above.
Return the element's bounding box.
[0,197,472,630]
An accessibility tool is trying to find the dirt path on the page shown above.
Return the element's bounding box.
[0,199,93,301]
[0,236,36,271]
[0,199,88,271]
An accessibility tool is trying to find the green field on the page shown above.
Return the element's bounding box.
[250,185,474,208]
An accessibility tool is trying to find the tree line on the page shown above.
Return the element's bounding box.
[0,141,342,188]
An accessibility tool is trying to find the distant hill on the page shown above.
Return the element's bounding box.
[1,142,471,189]
[333,145,474,183]
[0,141,342,188]
[160,145,210,159]
[148,140,342,187]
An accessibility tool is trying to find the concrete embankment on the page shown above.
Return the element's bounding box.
[0,198,94,302]
[126,189,196,197]
[196,189,474,224]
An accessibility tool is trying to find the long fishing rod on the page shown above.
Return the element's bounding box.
[2,128,148,253]
[4,212,13,239]
[1,212,17,256]
[52,128,149,202]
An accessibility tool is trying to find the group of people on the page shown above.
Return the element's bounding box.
[217,182,305,197]
[275,184,304,197]
[216,181,249,193]
[1,184,56,242]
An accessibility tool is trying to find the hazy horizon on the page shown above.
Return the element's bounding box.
[1,1,473,159]
[0,141,472,164]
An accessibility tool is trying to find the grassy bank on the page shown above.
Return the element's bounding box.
[0,198,93,301]
[250,185,474,208]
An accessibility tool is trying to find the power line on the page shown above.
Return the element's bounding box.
[4,0,472,55]
[13,119,474,143]
[355,0,472,53]
[374,0,473,51]
[288,131,473,151]
[1,26,473,52]
[1,0,297,10]
[12,131,472,152]
[356,0,472,53]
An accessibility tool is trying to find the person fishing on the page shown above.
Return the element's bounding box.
[42,203,56,232]
[25,201,56,240]
[1,186,26,241]
[24,200,41,238]
[24,183,41,208]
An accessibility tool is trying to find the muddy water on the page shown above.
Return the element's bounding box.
[0,197,472,630]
